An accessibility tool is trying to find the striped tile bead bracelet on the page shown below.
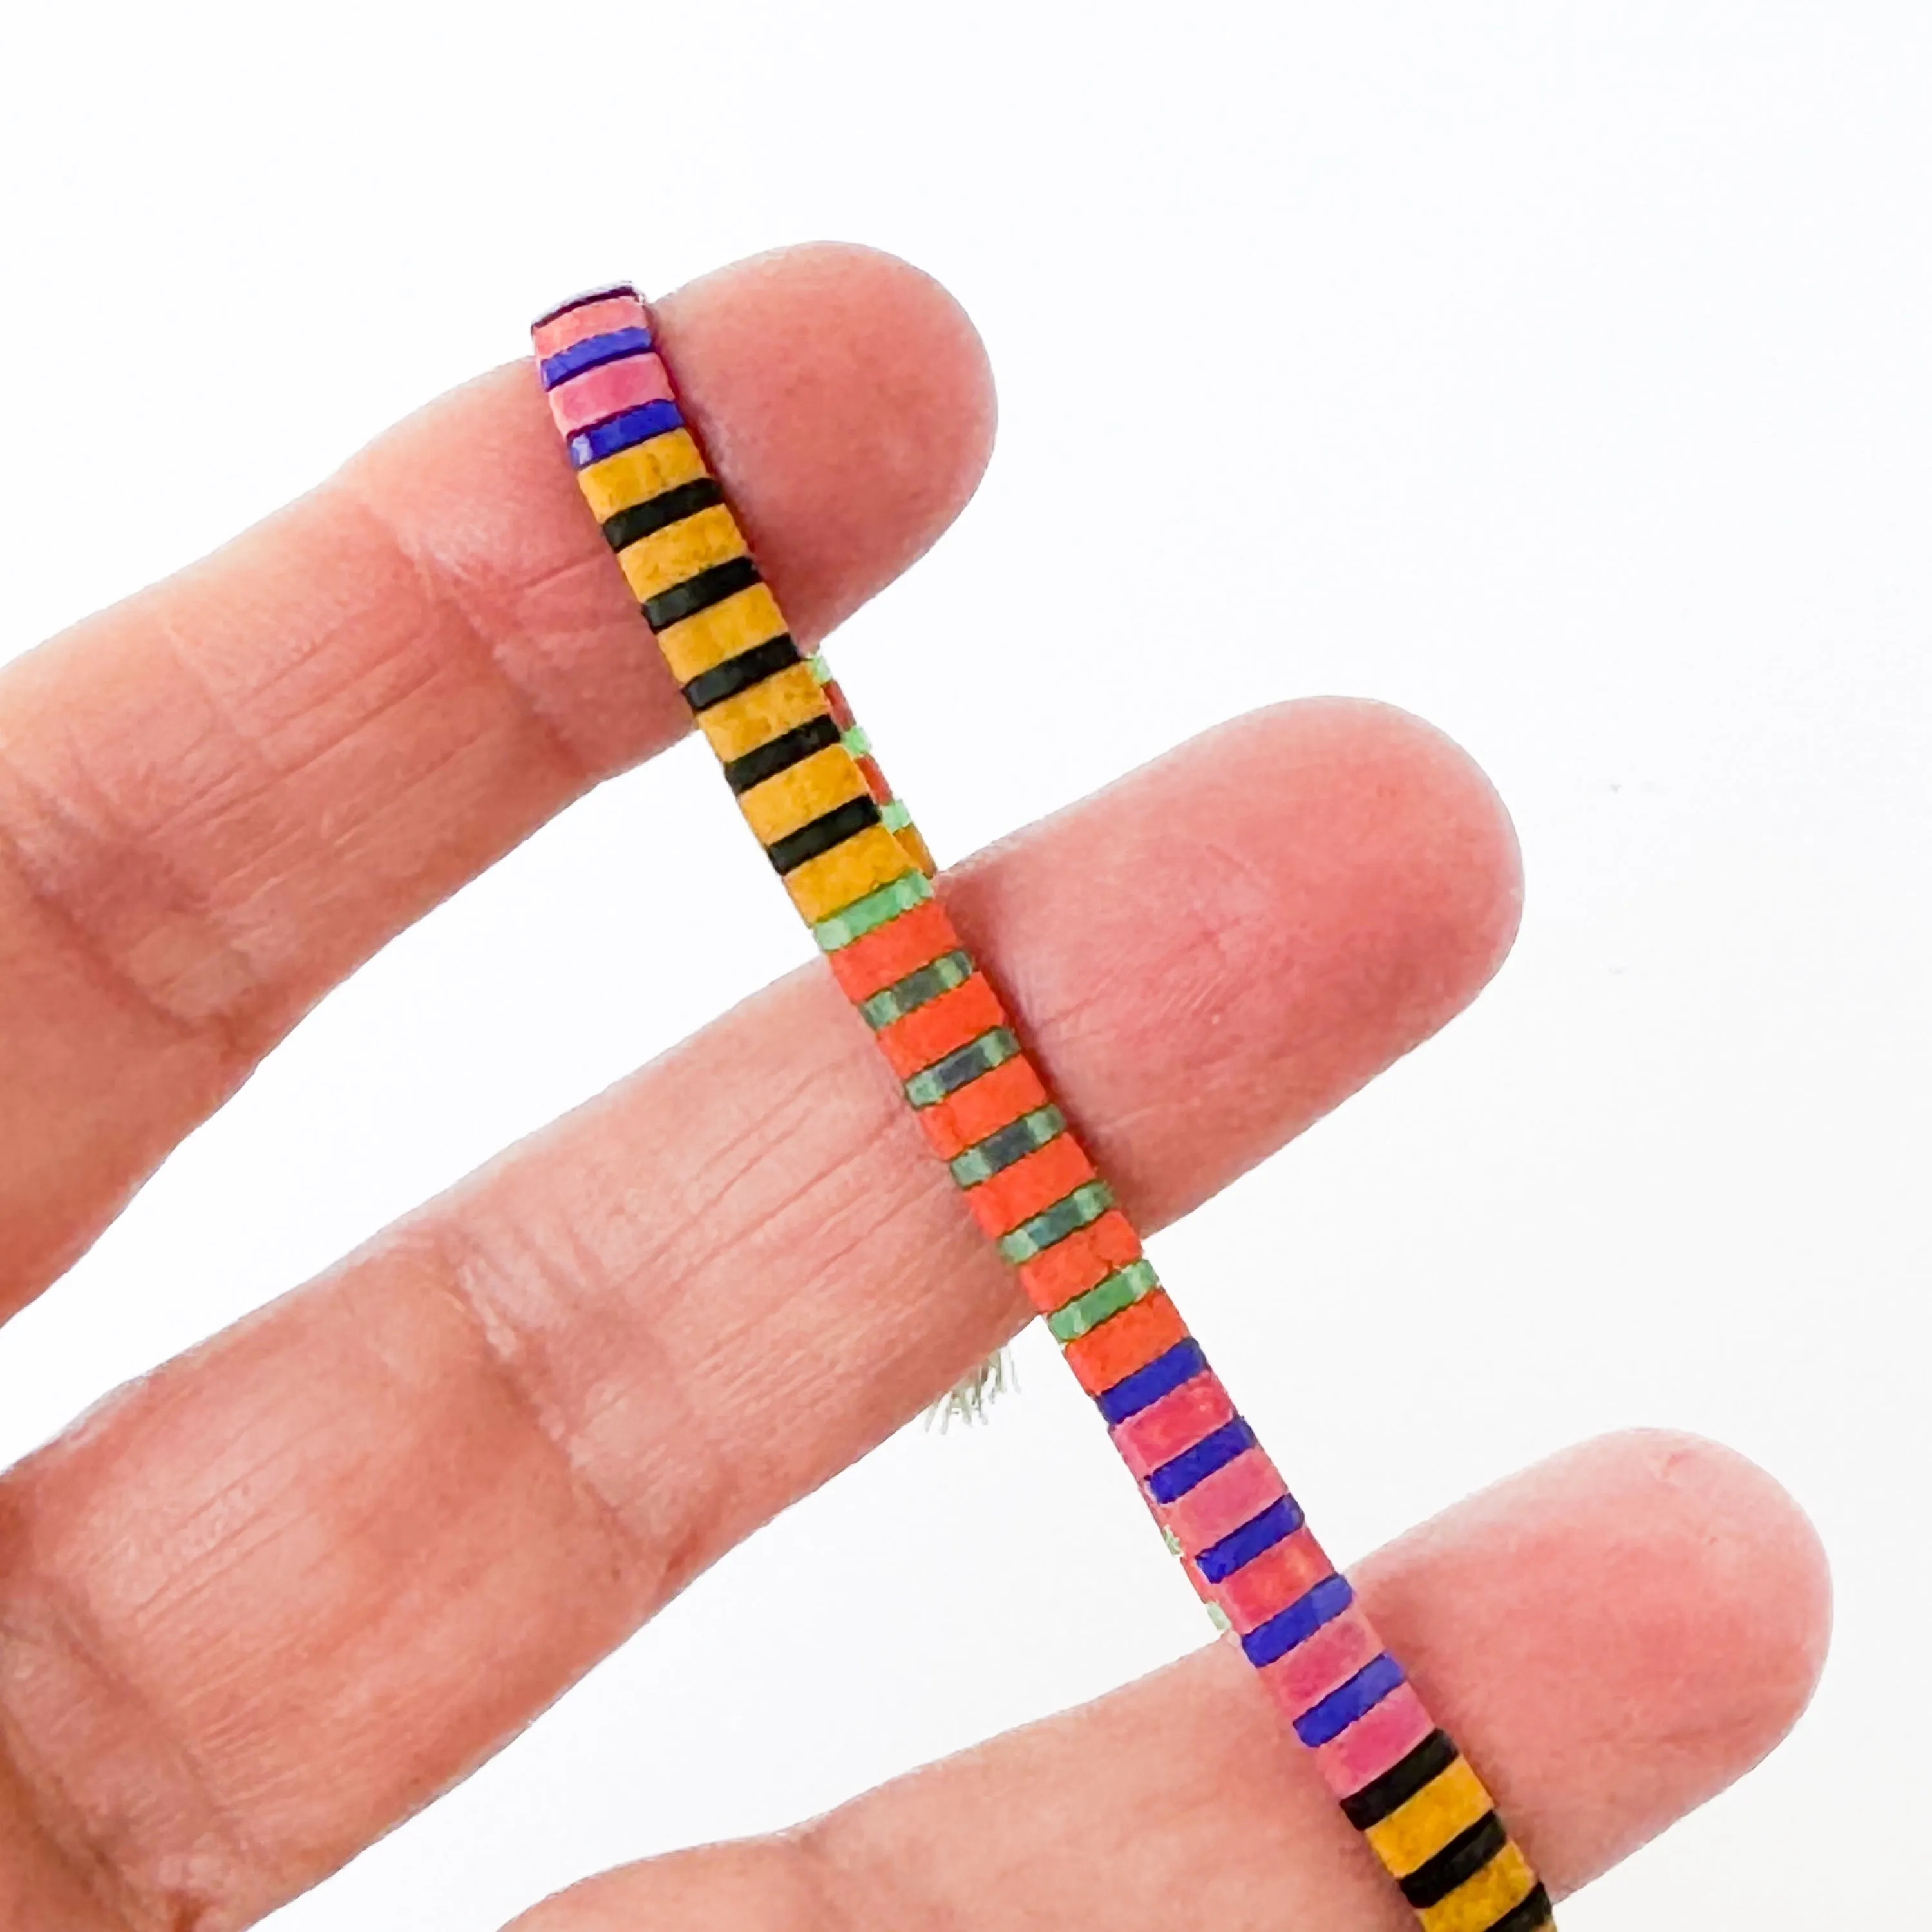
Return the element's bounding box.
[532,285,1554,1932]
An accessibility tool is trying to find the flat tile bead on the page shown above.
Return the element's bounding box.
[1296,1654,1406,1748]
[737,745,870,848]
[877,974,1008,1079]
[723,713,842,794]
[1195,1495,1305,1583]
[1160,1444,1287,1557]
[577,430,710,522]
[1210,1524,1335,1633]
[913,1052,1051,1160]
[570,399,683,468]
[1364,1759,1495,1882]
[828,897,962,1001]
[1340,1730,1460,1832]
[549,351,675,437]
[532,290,647,359]
[1014,1206,1141,1311]
[1109,1370,1233,1479]
[999,1180,1115,1262]
[860,951,973,1031]
[949,1104,1066,1187]
[1147,1417,1255,1503]
[1063,1289,1186,1393]
[853,750,891,802]
[811,871,933,951]
[894,821,938,875]
[1261,1603,1385,1720]
[964,1133,1097,1236]
[618,504,750,604]
[1047,1256,1157,1341]
[784,824,917,924]
[1095,1338,1208,1425]
[1312,1682,1437,1799]
[655,582,788,682]
[1414,1844,1537,1932]
[1242,1572,1355,1669]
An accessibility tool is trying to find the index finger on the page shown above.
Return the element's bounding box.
[0,243,994,1313]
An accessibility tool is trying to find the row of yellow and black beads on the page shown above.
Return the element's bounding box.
[531,284,1552,1932]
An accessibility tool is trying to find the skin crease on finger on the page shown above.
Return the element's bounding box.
[505,1430,1827,1932]
[0,699,1534,1931]
[0,242,996,1314]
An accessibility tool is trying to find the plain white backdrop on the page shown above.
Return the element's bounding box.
[1,4,1926,1926]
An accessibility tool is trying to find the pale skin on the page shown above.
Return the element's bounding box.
[0,243,1829,1931]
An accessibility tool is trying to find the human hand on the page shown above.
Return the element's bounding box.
[0,244,1827,1931]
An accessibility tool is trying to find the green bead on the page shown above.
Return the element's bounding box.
[1046,1258,1159,1342]
[998,1181,1115,1262]
[811,869,932,951]
[903,1027,1019,1108]
[858,950,972,1030]
[949,1104,1065,1188]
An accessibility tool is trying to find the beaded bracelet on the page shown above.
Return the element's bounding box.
[531,285,1554,1932]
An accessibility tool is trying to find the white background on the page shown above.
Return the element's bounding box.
[1,5,1926,1926]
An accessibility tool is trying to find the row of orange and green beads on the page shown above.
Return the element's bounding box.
[531,284,1553,1932]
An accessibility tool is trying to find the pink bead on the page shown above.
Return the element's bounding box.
[1110,1373,1235,1479]
[546,353,676,437]
[1211,1525,1335,1634]
[532,292,649,361]
[1311,1682,1435,1797]
[1160,1446,1286,1557]
[1260,1604,1383,1721]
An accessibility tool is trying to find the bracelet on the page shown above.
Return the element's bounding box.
[531,284,1553,1932]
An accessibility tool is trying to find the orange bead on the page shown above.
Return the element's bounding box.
[914,1052,1050,1160]
[1014,1207,1142,1313]
[963,1134,1099,1237]
[825,898,961,1003]
[1063,1291,1189,1395]
[877,974,1007,1081]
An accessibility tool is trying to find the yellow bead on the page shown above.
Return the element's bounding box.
[782,824,915,923]
[1417,1843,1537,1932]
[655,583,788,683]
[696,665,828,762]
[893,822,938,876]
[1365,1760,1493,1879]
[616,505,748,603]
[738,745,869,846]
[576,430,709,522]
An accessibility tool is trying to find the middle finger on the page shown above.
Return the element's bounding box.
[0,697,1519,1929]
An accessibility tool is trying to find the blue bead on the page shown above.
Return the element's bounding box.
[1195,1493,1305,1582]
[568,399,685,469]
[1094,1339,1207,1425]
[1241,1571,1354,1668]
[1293,1651,1406,1747]
[540,325,654,390]
[1146,1417,1256,1504]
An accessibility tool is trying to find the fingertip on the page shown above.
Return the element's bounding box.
[1358,1428,1832,1894]
[339,244,997,788]
[953,697,1523,1222]
[658,242,998,639]
[1244,695,1526,1010]
[1599,1428,1833,1756]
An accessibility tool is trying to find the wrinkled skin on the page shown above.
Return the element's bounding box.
[0,244,1828,1931]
